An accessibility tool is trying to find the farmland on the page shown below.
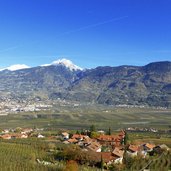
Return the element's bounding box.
[0,105,171,131]
[0,106,171,171]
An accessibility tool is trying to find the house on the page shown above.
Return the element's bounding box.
[115,138,122,146]
[21,128,33,134]
[82,136,92,146]
[9,133,28,139]
[0,134,12,140]
[112,147,124,164]
[97,135,119,146]
[112,147,124,158]
[71,134,88,141]
[61,132,69,140]
[94,152,115,165]
[86,141,102,152]
[2,129,10,134]
[97,130,125,146]
[139,143,156,157]
[97,130,105,135]
[20,134,28,139]
[17,133,28,139]
[37,134,45,138]
[67,138,78,144]
[66,134,89,144]
[127,145,139,157]
[143,143,156,152]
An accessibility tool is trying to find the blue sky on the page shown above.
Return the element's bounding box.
[0,0,171,69]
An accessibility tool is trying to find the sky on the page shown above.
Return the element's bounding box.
[0,0,171,69]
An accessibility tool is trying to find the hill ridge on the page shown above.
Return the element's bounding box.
[0,61,171,107]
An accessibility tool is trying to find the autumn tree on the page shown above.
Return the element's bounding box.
[64,160,78,171]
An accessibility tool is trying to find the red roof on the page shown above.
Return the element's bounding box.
[95,152,115,163]
[112,147,124,157]
[128,145,139,152]
[87,141,101,152]
[145,143,156,149]
[118,130,125,136]
[72,134,87,140]
[0,134,11,139]
[97,135,118,141]
[68,138,78,143]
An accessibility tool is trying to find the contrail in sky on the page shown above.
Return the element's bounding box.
[57,15,128,36]
[0,16,128,55]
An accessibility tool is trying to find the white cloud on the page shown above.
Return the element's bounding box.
[0,64,30,71]
[0,58,83,72]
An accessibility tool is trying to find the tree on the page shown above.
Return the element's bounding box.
[90,131,100,139]
[123,131,128,145]
[64,160,78,171]
[15,127,22,133]
[107,127,111,135]
[100,154,104,171]
[76,130,80,134]
[90,125,96,132]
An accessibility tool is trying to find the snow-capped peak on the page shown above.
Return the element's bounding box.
[42,58,83,71]
[0,59,82,72]
[0,64,30,71]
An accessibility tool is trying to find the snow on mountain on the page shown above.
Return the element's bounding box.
[42,58,83,71]
[0,58,83,72]
[0,64,30,71]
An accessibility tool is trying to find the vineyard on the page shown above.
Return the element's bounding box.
[0,134,170,171]
[0,139,171,171]
[0,139,57,171]
[0,139,101,171]
[122,150,171,171]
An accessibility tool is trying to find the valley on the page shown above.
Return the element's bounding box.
[0,105,171,131]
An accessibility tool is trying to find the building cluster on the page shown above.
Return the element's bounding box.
[126,127,158,133]
[60,130,170,165]
[0,127,170,166]
[0,100,52,114]
[0,128,45,140]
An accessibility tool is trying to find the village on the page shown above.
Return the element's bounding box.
[0,126,170,170]
[0,100,53,114]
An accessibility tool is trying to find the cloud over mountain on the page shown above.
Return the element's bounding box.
[0,64,30,71]
[0,58,83,72]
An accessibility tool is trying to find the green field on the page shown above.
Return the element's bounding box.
[0,106,171,131]
[1,106,171,146]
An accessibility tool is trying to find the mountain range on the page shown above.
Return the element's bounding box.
[1,59,171,108]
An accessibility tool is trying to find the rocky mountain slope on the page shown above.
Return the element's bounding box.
[0,60,171,107]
